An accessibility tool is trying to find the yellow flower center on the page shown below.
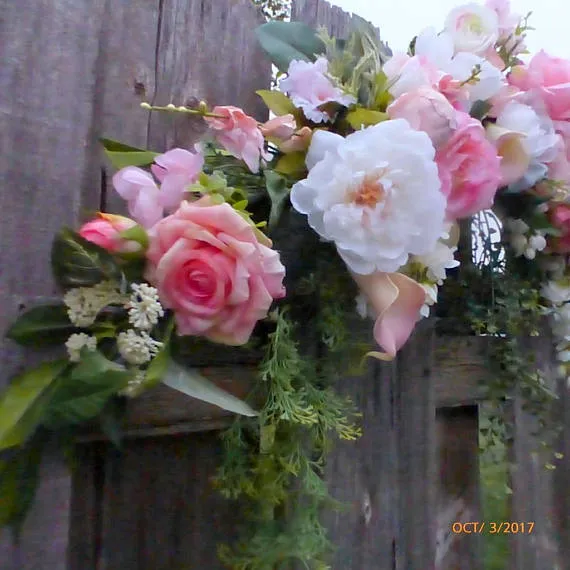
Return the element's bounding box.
[351,176,386,207]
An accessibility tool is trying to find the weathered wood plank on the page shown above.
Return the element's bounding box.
[435,406,483,570]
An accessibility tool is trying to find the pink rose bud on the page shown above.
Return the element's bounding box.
[387,86,458,148]
[259,114,297,141]
[548,204,570,253]
[279,127,313,154]
[79,213,137,252]
[145,197,286,346]
[205,106,269,173]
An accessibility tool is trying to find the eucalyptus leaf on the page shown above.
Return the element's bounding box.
[0,360,67,451]
[6,304,78,347]
[256,21,326,72]
[162,360,258,417]
[100,138,159,169]
[51,228,122,288]
[264,170,290,229]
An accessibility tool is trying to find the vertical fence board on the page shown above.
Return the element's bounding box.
[554,380,570,567]
[0,0,111,567]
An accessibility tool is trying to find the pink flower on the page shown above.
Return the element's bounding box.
[279,57,356,123]
[145,197,286,346]
[383,54,442,99]
[79,213,137,252]
[150,147,203,211]
[279,126,313,154]
[259,114,297,141]
[113,167,163,229]
[437,75,470,110]
[548,203,570,253]
[485,0,521,40]
[387,86,458,148]
[352,272,426,360]
[436,112,502,219]
[548,136,570,184]
[509,52,570,121]
[205,106,267,173]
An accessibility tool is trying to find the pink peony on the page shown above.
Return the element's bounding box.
[145,197,286,346]
[548,203,570,253]
[387,86,458,148]
[279,57,356,123]
[509,52,570,121]
[436,111,502,219]
[205,106,268,173]
[79,213,137,252]
[150,147,203,211]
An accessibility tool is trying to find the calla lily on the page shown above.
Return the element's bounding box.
[352,271,426,361]
[486,124,530,186]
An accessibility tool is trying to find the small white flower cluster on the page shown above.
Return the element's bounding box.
[64,281,126,327]
[65,332,97,362]
[127,283,164,331]
[541,279,570,382]
[120,370,147,398]
[505,218,547,261]
[117,329,162,365]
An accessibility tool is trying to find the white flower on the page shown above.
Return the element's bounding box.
[66,333,97,362]
[541,256,567,278]
[446,52,504,102]
[529,235,547,252]
[127,283,164,330]
[444,3,499,54]
[419,283,438,318]
[290,119,447,274]
[117,330,162,365]
[415,27,455,70]
[279,57,356,124]
[64,281,126,327]
[413,241,460,285]
[383,54,440,99]
[542,280,570,305]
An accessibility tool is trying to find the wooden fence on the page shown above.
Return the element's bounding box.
[1,0,569,568]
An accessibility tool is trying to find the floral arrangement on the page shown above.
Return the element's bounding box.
[2,0,570,565]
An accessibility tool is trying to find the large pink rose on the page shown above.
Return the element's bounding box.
[548,203,570,253]
[436,112,502,219]
[205,106,268,173]
[509,51,570,121]
[387,86,458,148]
[145,197,286,345]
[79,213,137,252]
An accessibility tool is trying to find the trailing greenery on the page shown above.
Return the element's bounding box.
[215,257,362,569]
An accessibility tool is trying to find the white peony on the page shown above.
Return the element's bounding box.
[444,3,499,54]
[542,280,570,305]
[290,119,447,274]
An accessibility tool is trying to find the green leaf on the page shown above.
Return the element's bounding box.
[346,108,387,129]
[256,21,326,72]
[0,360,67,451]
[256,90,296,116]
[162,360,258,417]
[99,398,126,449]
[51,228,122,288]
[0,432,46,536]
[470,100,492,121]
[46,350,132,426]
[6,304,78,347]
[274,152,306,176]
[264,170,290,229]
[100,138,159,170]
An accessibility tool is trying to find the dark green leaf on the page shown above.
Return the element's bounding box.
[45,350,132,426]
[255,21,326,72]
[51,228,122,288]
[0,360,68,451]
[6,304,78,347]
[470,100,492,121]
[264,170,290,229]
[100,138,159,169]
[0,432,46,536]
[162,360,258,417]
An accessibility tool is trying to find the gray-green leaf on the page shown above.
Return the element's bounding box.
[264,170,290,229]
[162,360,257,417]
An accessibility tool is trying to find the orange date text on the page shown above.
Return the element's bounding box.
[451,521,535,534]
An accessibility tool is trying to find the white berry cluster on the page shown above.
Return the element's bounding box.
[63,281,126,327]
[505,218,547,260]
[65,332,97,362]
[127,283,164,331]
[117,329,163,365]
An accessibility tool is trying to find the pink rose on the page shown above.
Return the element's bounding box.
[150,147,203,211]
[509,52,570,121]
[548,203,570,253]
[436,112,502,219]
[205,106,267,173]
[259,114,297,141]
[79,213,137,252]
[279,57,356,123]
[437,75,471,110]
[387,86,458,148]
[145,197,286,346]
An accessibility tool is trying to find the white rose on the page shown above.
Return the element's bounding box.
[445,3,499,54]
[290,119,447,275]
